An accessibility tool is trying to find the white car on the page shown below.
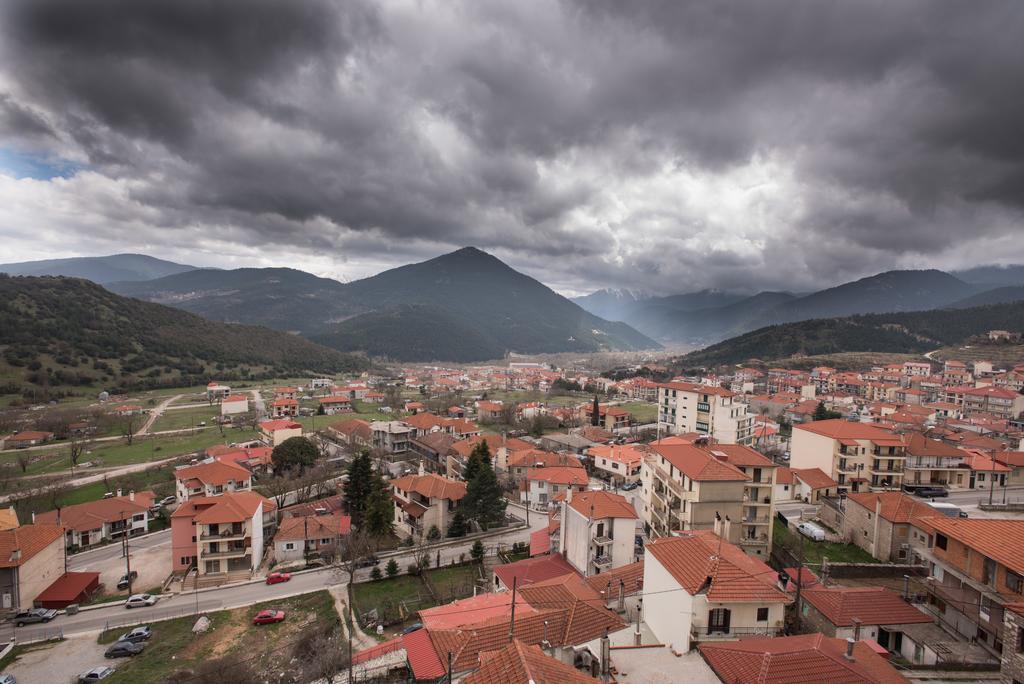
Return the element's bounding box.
[78,667,114,683]
[124,593,158,609]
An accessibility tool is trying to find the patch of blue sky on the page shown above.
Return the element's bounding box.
[0,147,83,179]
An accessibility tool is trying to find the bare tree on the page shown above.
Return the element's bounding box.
[15,452,30,474]
[118,412,139,445]
[295,626,351,683]
[332,528,377,585]
[69,435,90,474]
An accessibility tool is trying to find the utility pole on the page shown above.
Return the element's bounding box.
[446,651,453,683]
[348,599,354,684]
[508,577,518,643]
[793,531,805,634]
[989,460,996,506]
[122,511,133,595]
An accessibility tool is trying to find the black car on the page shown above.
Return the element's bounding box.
[911,486,949,498]
[105,641,145,658]
[355,555,380,568]
[116,571,139,590]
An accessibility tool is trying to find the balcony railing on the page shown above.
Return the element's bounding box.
[203,545,251,559]
[593,536,613,546]
[593,555,612,568]
[200,529,246,541]
[739,534,769,546]
[690,625,782,641]
[742,516,770,525]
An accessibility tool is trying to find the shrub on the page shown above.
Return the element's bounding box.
[427,525,441,541]
[370,566,382,581]
[386,559,399,578]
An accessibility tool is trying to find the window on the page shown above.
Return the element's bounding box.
[935,533,948,550]
[756,607,769,621]
[983,557,997,586]
[285,543,295,550]
[1010,572,1024,593]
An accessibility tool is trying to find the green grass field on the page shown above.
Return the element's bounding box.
[351,574,432,627]
[425,563,480,601]
[619,401,657,423]
[773,519,879,566]
[151,405,222,432]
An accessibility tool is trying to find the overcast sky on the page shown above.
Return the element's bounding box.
[1,0,1022,296]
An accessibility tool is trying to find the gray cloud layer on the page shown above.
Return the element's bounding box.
[1,0,1022,294]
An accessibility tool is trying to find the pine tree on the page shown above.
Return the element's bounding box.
[470,539,485,563]
[812,401,829,422]
[465,461,507,530]
[344,450,373,527]
[363,470,395,541]
[447,510,468,538]
[463,440,490,482]
[591,395,601,426]
[385,558,399,578]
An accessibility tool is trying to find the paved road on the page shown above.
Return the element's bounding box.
[135,394,183,436]
[250,389,266,417]
[15,506,547,643]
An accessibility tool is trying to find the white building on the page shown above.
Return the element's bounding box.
[643,531,790,653]
[220,394,249,416]
[559,489,638,576]
[657,382,754,445]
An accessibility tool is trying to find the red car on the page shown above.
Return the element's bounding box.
[265,572,291,585]
[253,609,286,625]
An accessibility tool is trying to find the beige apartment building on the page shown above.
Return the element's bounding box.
[640,440,776,558]
[790,419,906,493]
[657,382,754,445]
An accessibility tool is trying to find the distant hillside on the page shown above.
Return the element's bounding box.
[762,269,977,323]
[109,267,347,332]
[0,254,198,284]
[675,300,1024,369]
[952,263,1024,288]
[0,275,367,398]
[571,288,651,322]
[947,286,1024,309]
[107,247,659,362]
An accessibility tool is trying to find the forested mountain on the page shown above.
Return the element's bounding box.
[107,247,659,362]
[0,254,197,284]
[0,275,368,396]
[570,288,651,322]
[952,264,1024,288]
[675,300,1024,368]
[947,286,1024,309]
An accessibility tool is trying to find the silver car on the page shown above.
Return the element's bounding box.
[124,593,158,608]
[78,667,114,683]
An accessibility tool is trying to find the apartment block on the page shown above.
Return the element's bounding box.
[558,489,637,576]
[791,419,907,493]
[171,491,277,577]
[657,382,754,445]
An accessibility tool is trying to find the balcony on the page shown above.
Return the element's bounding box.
[690,625,782,642]
[593,536,613,547]
[203,545,251,559]
[742,516,770,525]
[593,555,612,568]
[200,528,247,541]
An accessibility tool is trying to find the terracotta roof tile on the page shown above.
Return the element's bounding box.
[648,443,749,482]
[463,639,597,684]
[35,492,156,533]
[390,473,466,501]
[175,460,251,487]
[566,490,637,520]
[795,419,901,442]
[274,513,350,542]
[792,468,837,490]
[0,523,64,567]
[801,587,932,627]
[493,553,576,589]
[584,561,644,598]
[844,492,941,524]
[922,517,1024,576]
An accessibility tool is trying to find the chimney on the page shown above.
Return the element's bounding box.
[9,548,21,563]
[852,617,862,642]
[418,460,425,476]
[723,515,732,541]
[713,512,722,536]
[129,490,135,502]
[844,637,856,661]
[116,488,123,498]
[600,630,611,682]
[31,512,36,524]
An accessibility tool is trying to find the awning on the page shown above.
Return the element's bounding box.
[35,571,100,608]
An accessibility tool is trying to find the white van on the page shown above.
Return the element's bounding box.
[926,502,967,519]
[797,521,826,541]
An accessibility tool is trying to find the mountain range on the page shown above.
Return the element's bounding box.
[574,268,1024,344]
[103,247,659,362]
[0,254,198,284]
[0,275,367,395]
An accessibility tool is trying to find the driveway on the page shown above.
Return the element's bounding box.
[69,530,172,597]
[5,633,109,684]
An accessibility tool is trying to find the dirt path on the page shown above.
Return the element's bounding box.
[136,393,183,436]
[329,585,378,651]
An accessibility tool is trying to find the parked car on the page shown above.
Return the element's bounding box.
[124,594,158,609]
[78,667,115,683]
[265,572,291,585]
[105,641,145,658]
[355,555,380,568]
[912,486,949,498]
[253,609,286,625]
[621,481,640,491]
[160,496,177,507]
[117,626,152,643]
[401,622,423,635]
[117,571,139,590]
[0,673,15,684]
[796,521,827,542]
[14,608,57,626]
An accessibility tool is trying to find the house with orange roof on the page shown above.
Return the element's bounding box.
[391,467,466,539]
[170,491,276,576]
[588,443,645,485]
[558,489,638,575]
[520,466,589,510]
[326,418,371,449]
[994,451,1024,485]
[258,419,302,446]
[220,394,249,416]
[3,430,53,449]
[505,449,583,484]
[903,432,968,490]
[791,467,838,503]
[35,490,156,549]
[174,458,253,502]
[774,466,796,502]
[206,382,231,401]
[270,397,298,418]
[791,419,907,493]
[962,385,1024,419]
[317,395,353,415]
[447,433,532,478]
[273,387,298,400]
[273,513,350,562]
[800,586,932,642]
[642,531,790,652]
[475,400,505,422]
[823,491,941,563]
[699,633,909,684]
[640,441,775,558]
[462,639,597,684]
[0,523,67,610]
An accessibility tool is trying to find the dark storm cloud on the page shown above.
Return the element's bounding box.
[1,0,1023,295]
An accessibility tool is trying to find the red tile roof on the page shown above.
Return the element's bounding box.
[801,587,933,627]
[274,513,350,542]
[775,467,794,485]
[420,592,535,631]
[919,517,1024,576]
[792,468,837,490]
[645,532,790,604]
[699,633,909,684]
[844,492,941,524]
[706,444,776,468]
[508,449,583,469]
[35,571,100,605]
[451,434,532,458]
[587,444,647,467]
[566,490,637,520]
[173,491,274,525]
[463,640,597,684]
[0,523,64,567]
[403,626,447,680]
[175,460,251,487]
[493,553,576,589]
[36,492,156,533]
[391,473,466,501]
[648,443,749,481]
[525,466,589,486]
[795,419,901,442]
[530,528,552,557]
[259,419,302,431]
[584,561,644,598]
